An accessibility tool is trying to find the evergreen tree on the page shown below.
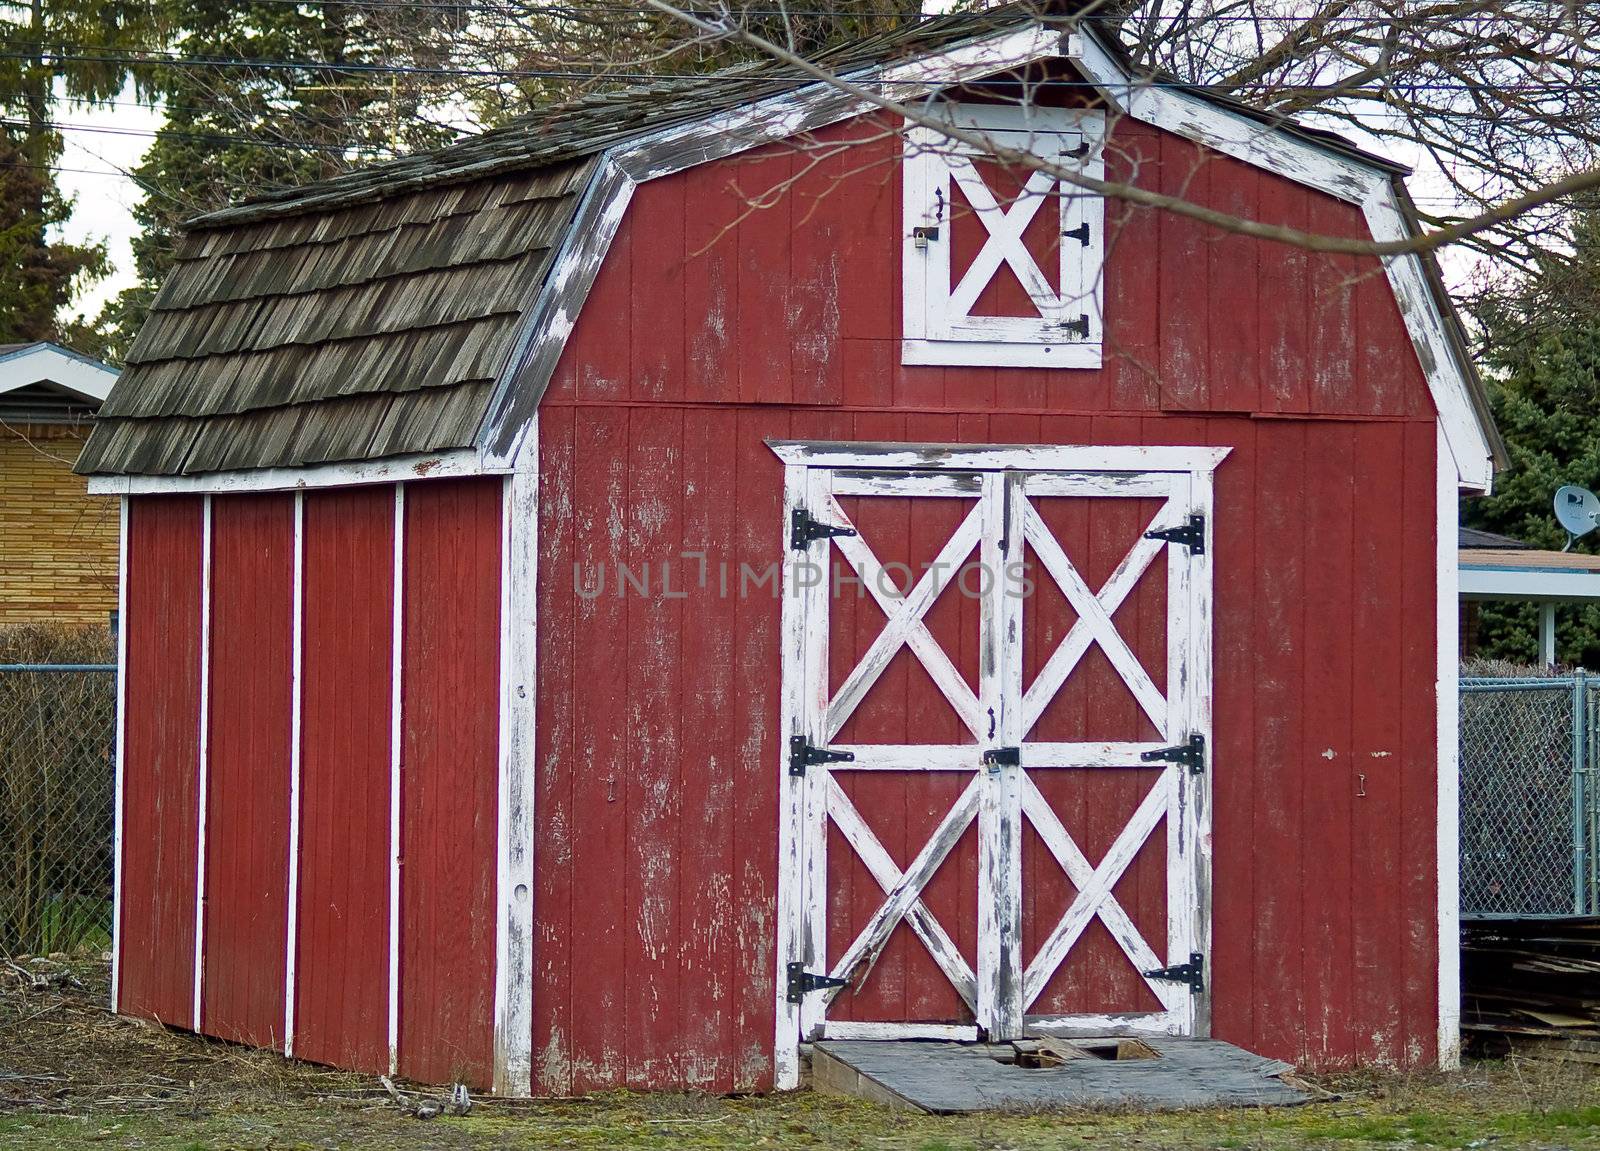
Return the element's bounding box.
[93,0,461,358]
[0,0,157,343]
[1464,213,1600,666]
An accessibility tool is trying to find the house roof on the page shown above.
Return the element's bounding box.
[0,342,118,423]
[1460,526,1527,550]
[77,5,1502,483]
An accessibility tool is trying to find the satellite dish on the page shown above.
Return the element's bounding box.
[1556,485,1600,549]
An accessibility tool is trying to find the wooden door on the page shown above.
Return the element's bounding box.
[773,443,1221,1082]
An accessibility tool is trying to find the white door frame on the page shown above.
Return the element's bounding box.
[769,440,1227,1089]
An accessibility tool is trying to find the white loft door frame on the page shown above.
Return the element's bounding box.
[771,441,1225,1089]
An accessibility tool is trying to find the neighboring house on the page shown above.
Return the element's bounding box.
[82,8,1504,1097]
[1459,525,1600,666]
[0,342,119,626]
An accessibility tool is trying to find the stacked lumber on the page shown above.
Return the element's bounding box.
[1462,917,1600,1061]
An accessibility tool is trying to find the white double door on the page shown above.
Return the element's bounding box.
[774,443,1221,1077]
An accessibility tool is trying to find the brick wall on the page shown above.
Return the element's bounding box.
[0,423,118,626]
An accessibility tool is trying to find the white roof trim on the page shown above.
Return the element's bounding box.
[0,342,117,404]
[475,18,1496,495]
[1459,564,1600,603]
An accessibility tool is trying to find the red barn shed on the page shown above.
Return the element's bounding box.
[81,10,1504,1096]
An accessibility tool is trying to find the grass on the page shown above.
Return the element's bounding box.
[4,961,1600,1149]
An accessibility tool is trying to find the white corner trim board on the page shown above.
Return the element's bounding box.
[492,433,539,1097]
[110,497,129,1015]
[1435,422,1462,1070]
[387,485,405,1077]
[283,492,306,1058]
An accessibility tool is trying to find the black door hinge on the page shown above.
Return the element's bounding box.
[1144,514,1205,554]
[789,734,855,777]
[790,507,857,551]
[1059,314,1090,339]
[1062,222,1092,246]
[1140,733,1205,775]
[1144,952,1204,992]
[787,961,850,1003]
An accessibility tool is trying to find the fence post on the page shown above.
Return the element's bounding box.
[1575,668,1588,915]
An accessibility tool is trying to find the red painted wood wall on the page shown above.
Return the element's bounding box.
[116,477,503,1089]
[202,493,295,1048]
[115,107,1448,1095]
[397,478,502,1086]
[294,486,394,1074]
[532,113,1442,1092]
[118,495,204,1028]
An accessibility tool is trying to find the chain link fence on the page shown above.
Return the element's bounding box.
[0,663,117,957]
[1461,674,1599,917]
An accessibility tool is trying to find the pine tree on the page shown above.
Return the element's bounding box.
[1464,214,1600,666]
[93,0,461,358]
[0,0,158,343]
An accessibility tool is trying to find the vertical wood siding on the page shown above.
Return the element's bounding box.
[115,110,1446,1090]
[534,113,1442,1089]
[294,486,395,1073]
[201,493,295,1048]
[398,477,502,1088]
[117,495,205,1026]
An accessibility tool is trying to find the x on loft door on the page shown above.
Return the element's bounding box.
[771,442,1223,1078]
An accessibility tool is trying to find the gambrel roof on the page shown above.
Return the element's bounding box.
[79,5,1504,489]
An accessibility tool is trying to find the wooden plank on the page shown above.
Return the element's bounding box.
[398,477,502,1088]
[1307,193,1359,415]
[731,407,787,1090]
[295,485,394,1075]
[1300,423,1355,1067]
[1256,178,1310,413]
[681,406,739,1091]
[1351,422,1406,1065]
[1251,421,1306,1060]
[624,407,684,1088]
[201,493,294,1050]
[1157,135,1210,412]
[567,407,631,1091]
[682,163,740,406]
[736,146,795,405]
[1207,160,1259,413]
[1103,123,1161,412]
[629,177,686,403]
[117,495,205,1028]
[532,408,577,1095]
[575,209,633,405]
[1206,418,1255,1050]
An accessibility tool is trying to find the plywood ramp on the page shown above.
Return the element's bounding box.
[810,1038,1312,1113]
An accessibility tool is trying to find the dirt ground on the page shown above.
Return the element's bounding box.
[3,959,1600,1150]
